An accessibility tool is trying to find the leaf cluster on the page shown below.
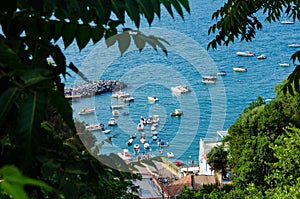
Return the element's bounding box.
[0,0,190,198]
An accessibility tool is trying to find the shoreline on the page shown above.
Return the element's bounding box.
[64,80,126,98]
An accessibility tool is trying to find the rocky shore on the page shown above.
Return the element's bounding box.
[64,80,126,98]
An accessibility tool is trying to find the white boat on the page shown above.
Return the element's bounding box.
[144,143,150,149]
[171,85,191,94]
[127,137,133,145]
[137,122,144,131]
[108,118,117,126]
[123,96,134,102]
[102,129,111,134]
[112,91,130,99]
[151,125,156,131]
[202,79,216,84]
[146,116,153,124]
[236,51,255,57]
[233,67,247,72]
[151,131,158,135]
[153,115,160,123]
[148,96,159,102]
[118,149,132,161]
[279,63,290,67]
[112,110,119,116]
[170,109,183,116]
[167,152,174,158]
[152,136,158,141]
[134,144,140,150]
[202,75,217,84]
[110,105,123,110]
[140,137,146,144]
[78,108,95,115]
[288,44,300,48]
[217,71,227,76]
[257,54,267,59]
[86,123,105,131]
[281,19,294,24]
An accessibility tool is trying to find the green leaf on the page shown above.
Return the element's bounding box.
[178,0,190,14]
[50,90,76,132]
[139,0,155,24]
[170,0,183,18]
[111,0,125,22]
[53,21,64,42]
[151,0,160,18]
[62,23,77,49]
[0,165,53,199]
[39,19,54,43]
[91,26,104,44]
[0,39,24,69]
[76,25,91,51]
[25,17,39,41]
[161,0,174,18]
[0,87,20,128]
[20,68,51,88]
[117,31,131,55]
[125,0,140,27]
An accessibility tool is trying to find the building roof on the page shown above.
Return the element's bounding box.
[166,174,217,197]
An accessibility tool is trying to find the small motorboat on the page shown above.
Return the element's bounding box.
[279,63,290,67]
[146,116,153,124]
[236,51,255,57]
[102,129,111,134]
[288,44,300,48]
[152,135,158,141]
[86,123,105,131]
[202,75,217,84]
[112,91,130,99]
[158,140,169,148]
[112,110,119,116]
[152,115,160,123]
[127,137,134,146]
[123,96,135,102]
[144,143,150,149]
[148,96,159,102]
[217,71,227,76]
[137,122,144,131]
[233,67,247,72]
[151,131,158,135]
[167,152,174,158]
[175,160,182,166]
[151,125,156,131]
[78,108,95,115]
[134,144,140,150]
[140,137,146,144]
[281,19,294,24]
[108,118,117,126]
[171,85,191,94]
[170,109,183,116]
[110,105,123,110]
[257,54,267,59]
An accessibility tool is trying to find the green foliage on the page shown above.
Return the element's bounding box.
[0,0,190,198]
[0,165,53,199]
[207,144,228,178]
[208,0,300,95]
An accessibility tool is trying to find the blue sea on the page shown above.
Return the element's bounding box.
[63,0,300,165]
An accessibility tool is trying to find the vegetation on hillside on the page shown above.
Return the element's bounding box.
[0,0,190,198]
